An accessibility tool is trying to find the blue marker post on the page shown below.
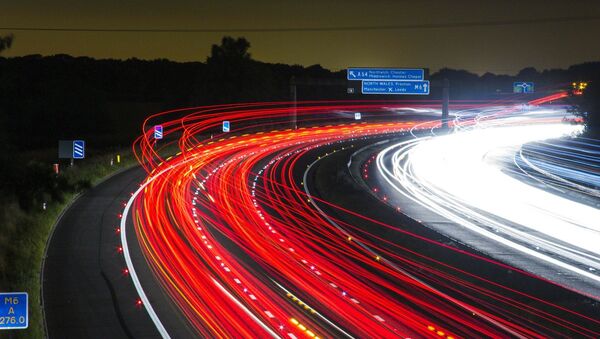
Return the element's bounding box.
[154,125,163,140]
[72,140,85,159]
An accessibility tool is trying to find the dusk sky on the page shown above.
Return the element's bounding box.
[2,0,600,74]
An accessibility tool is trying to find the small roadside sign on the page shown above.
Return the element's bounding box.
[58,140,73,159]
[222,121,230,133]
[154,125,163,139]
[72,140,85,159]
[0,292,28,330]
[354,112,362,120]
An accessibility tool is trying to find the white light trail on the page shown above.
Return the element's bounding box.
[376,109,600,288]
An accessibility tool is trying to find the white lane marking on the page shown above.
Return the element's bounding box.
[121,173,171,339]
[211,278,280,338]
[271,280,355,339]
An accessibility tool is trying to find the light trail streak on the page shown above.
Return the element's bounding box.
[375,105,600,289]
[120,170,171,339]
[121,100,600,338]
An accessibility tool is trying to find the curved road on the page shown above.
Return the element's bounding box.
[42,166,196,338]
[42,100,600,338]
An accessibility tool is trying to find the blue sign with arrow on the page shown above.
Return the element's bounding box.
[0,292,28,330]
[347,68,424,81]
[362,80,430,95]
[513,82,534,93]
[72,140,85,159]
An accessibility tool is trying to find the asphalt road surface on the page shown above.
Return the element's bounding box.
[42,166,195,338]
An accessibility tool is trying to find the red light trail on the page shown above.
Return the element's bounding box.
[119,100,599,338]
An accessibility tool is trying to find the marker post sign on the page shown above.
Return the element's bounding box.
[354,112,362,120]
[0,292,28,330]
[72,140,85,159]
[154,125,163,140]
[222,121,230,133]
[362,81,430,95]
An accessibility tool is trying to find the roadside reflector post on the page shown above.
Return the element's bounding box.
[442,78,449,129]
[290,76,297,130]
[117,154,121,163]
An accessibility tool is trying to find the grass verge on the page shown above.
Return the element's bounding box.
[0,150,137,338]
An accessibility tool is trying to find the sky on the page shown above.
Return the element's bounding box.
[1,0,600,74]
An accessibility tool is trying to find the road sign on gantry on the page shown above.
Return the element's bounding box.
[347,68,424,81]
[362,80,430,95]
[72,140,85,159]
[222,121,230,133]
[513,82,534,93]
[0,292,28,330]
[154,125,163,139]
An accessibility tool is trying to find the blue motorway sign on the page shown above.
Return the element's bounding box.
[154,125,163,139]
[222,121,230,133]
[362,80,430,95]
[0,292,28,330]
[347,68,424,81]
[73,140,85,159]
[513,82,534,93]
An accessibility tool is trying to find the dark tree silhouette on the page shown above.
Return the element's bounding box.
[201,37,258,103]
[0,34,13,54]
[516,67,540,80]
[579,81,600,136]
[207,36,251,64]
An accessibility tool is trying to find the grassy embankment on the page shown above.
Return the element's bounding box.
[0,150,137,338]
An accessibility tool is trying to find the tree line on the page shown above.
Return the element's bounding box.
[1,36,600,151]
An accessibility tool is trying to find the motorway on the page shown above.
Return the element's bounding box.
[43,166,162,338]
[370,107,600,296]
[43,99,600,338]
